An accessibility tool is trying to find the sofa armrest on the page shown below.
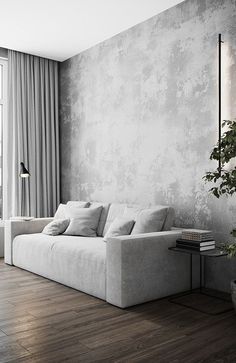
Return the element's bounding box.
[106,230,190,308]
[4,218,53,265]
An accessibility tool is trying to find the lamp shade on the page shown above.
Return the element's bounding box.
[20,162,30,178]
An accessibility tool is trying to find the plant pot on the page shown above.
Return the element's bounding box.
[231,280,236,311]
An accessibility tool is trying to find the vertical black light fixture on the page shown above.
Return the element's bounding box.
[218,33,224,175]
[19,162,30,216]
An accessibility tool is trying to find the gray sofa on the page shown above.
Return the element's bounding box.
[4,202,190,308]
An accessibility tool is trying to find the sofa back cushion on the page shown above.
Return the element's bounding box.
[102,203,127,236]
[54,204,67,219]
[54,201,89,220]
[67,201,90,208]
[89,202,110,237]
[65,201,90,218]
[162,207,175,231]
[64,206,103,237]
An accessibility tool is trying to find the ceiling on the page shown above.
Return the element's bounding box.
[0,0,184,62]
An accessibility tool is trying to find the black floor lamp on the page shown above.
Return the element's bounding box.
[218,33,224,175]
[19,162,30,216]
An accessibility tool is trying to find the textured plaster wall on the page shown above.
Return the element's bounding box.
[60,0,236,291]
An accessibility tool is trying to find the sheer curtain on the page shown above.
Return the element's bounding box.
[3,50,60,218]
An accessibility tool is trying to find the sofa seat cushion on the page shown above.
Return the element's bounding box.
[12,233,106,300]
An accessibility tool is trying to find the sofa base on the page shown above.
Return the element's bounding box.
[13,233,107,301]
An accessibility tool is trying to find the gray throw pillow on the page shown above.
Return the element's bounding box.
[89,202,110,237]
[131,207,168,234]
[43,219,70,236]
[64,206,103,237]
[103,217,135,242]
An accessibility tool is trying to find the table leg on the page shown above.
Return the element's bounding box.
[190,254,192,290]
[203,255,205,287]
[200,255,202,292]
[169,251,233,315]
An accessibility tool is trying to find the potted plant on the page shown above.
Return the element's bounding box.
[203,119,236,198]
[220,239,236,311]
[203,119,236,309]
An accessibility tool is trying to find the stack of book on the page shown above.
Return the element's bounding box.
[176,229,215,251]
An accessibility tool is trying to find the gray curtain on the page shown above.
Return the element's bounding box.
[3,50,60,218]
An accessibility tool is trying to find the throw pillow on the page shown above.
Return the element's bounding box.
[89,202,110,237]
[102,203,127,236]
[42,219,70,236]
[54,204,67,219]
[64,206,103,237]
[131,207,168,234]
[103,217,135,242]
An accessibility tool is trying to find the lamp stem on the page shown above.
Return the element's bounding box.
[218,33,222,175]
[21,178,24,216]
[27,180,30,217]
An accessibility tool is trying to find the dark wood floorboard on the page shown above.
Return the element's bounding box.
[0,258,236,362]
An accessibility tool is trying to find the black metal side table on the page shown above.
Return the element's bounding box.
[168,246,232,315]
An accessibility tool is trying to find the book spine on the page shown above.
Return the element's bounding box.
[176,243,215,251]
[176,239,215,246]
[182,236,213,242]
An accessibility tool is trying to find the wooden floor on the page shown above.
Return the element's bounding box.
[0,260,236,363]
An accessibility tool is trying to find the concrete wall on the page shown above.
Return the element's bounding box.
[59,0,236,291]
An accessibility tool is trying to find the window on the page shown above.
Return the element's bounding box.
[0,58,7,218]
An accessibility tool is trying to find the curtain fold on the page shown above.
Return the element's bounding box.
[3,50,60,218]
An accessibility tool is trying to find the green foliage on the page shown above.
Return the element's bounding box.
[221,242,236,258]
[220,231,236,258]
[203,120,236,198]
